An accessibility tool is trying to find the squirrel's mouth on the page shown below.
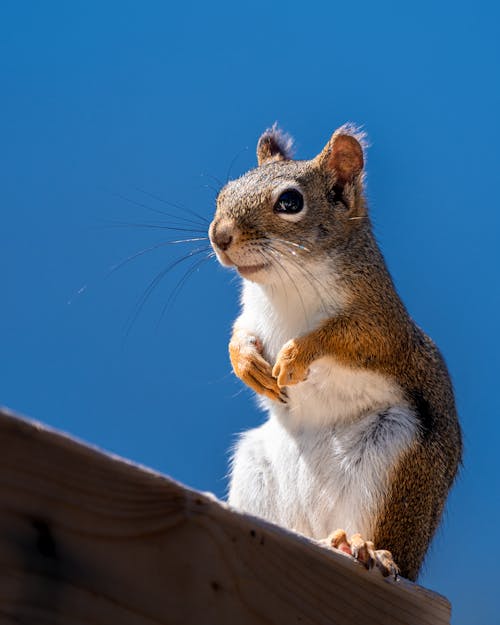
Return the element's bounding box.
[212,246,270,279]
[236,263,270,278]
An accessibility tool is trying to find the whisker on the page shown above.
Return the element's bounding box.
[67,284,88,305]
[106,190,207,229]
[283,253,331,315]
[125,246,210,336]
[256,247,286,311]
[106,238,209,277]
[200,183,220,196]
[103,219,207,234]
[156,254,211,329]
[258,247,309,325]
[265,242,331,316]
[226,146,249,182]
[134,186,210,225]
[200,171,224,190]
[264,237,311,253]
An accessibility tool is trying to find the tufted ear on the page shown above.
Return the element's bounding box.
[256,123,294,166]
[317,125,365,186]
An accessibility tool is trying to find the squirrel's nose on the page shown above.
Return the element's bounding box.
[211,222,234,251]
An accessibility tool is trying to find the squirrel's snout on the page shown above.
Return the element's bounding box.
[210,220,235,252]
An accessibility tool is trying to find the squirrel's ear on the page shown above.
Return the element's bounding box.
[317,127,365,185]
[257,124,294,166]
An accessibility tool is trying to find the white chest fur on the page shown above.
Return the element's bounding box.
[229,278,419,540]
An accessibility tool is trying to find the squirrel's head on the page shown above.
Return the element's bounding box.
[209,124,367,284]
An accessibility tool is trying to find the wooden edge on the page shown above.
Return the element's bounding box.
[0,406,451,624]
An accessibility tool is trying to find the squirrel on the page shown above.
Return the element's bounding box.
[208,123,462,581]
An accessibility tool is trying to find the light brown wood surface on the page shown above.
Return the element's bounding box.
[0,408,451,624]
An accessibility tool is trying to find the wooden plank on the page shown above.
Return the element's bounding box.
[0,407,451,625]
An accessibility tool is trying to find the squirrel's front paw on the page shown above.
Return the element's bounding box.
[230,332,286,403]
[272,339,310,388]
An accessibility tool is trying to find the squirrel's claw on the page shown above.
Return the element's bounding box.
[372,549,400,578]
[272,339,310,388]
[324,529,399,580]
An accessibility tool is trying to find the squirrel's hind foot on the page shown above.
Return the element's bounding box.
[324,529,399,579]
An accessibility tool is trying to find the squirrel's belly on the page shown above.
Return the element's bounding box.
[273,357,406,430]
[228,405,419,540]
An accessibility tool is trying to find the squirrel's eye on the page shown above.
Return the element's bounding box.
[274,189,304,214]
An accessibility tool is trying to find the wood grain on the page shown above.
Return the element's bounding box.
[0,408,451,624]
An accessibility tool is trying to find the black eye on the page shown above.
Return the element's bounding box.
[273,189,304,214]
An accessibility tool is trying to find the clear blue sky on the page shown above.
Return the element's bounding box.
[1,2,498,623]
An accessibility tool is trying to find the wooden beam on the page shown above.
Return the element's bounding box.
[0,408,451,624]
